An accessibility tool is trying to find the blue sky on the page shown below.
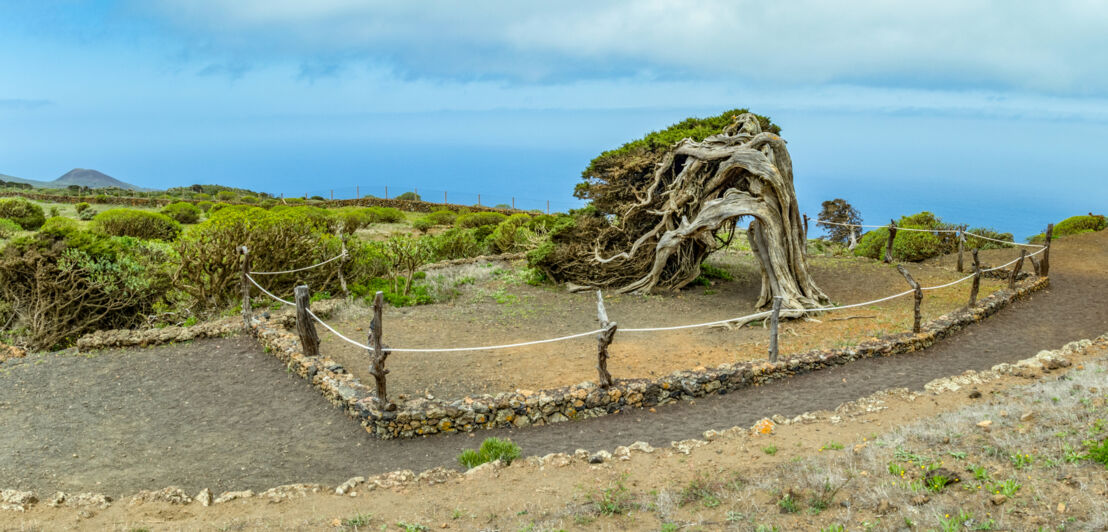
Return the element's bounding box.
[2,1,1106,236]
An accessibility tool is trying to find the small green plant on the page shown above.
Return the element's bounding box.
[396,522,428,532]
[456,437,521,468]
[1084,438,1108,468]
[991,479,1021,496]
[820,525,846,532]
[182,316,198,327]
[926,474,950,493]
[660,523,679,532]
[777,493,799,513]
[679,471,724,508]
[1008,452,1033,470]
[763,445,777,455]
[970,464,990,481]
[820,441,845,451]
[589,474,636,516]
[342,513,373,527]
[888,462,906,477]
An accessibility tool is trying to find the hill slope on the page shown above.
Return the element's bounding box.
[0,168,143,190]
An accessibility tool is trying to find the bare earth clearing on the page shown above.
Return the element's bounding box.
[321,247,1011,399]
[0,230,1105,531]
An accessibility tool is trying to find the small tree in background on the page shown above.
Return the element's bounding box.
[395,191,421,201]
[816,198,862,244]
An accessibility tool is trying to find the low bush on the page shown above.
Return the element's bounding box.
[334,207,374,234]
[196,200,214,212]
[1028,214,1106,243]
[964,227,1015,250]
[0,218,21,239]
[0,198,46,230]
[456,211,507,229]
[39,216,79,236]
[430,228,483,260]
[215,190,236,201]
[160,201,202,224]
[853,211,953,262]
[239,195,258,204]
[92,209,182,240]
[488,213,534,253]
[0,228,176,349]
[78,208,97,221]
[427,210,457,225]
[367,206,405,224]
[74,202,91,214]
[411,216,434,233]
[457,437,521,468]
[395,191,421,201]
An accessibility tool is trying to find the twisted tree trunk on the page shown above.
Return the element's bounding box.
[565,114,827,312]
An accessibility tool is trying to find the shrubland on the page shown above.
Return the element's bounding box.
[0,198,572,348]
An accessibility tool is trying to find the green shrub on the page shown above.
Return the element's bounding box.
[160,201,202,224]
[78,208,97,221]
[39,216,79,236]
[0,218,21,239]
[427,210,457,225]
[209,203,230,214]
[0,229,176,349]
[395,191,421,201]
[853,211,953,262]
[283,197,304,205]
[964,227,1015,250]
[74,202,91,214]
[456,211,507,229]
[367,206,405,224]
[196,201,214,213]
[488,213,534,253]
[334,207,374,233]
[430,228,483,260]
[92,209,182,240]
[173,207,384,309]
[215,190,236,201]
[1028,214,1107,243]
[239,195,258,204]
[457,437,521,469]
[193,192,211,200]
[411,216,434,233]
[0,198,46,230]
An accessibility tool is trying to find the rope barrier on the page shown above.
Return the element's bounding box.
[963,230,1045,249]
[249,252,347,275]
[243,230,1046,354]
[817,220,960,233]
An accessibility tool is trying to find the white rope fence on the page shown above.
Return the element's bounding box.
[249,251,347,275]
[245,245,1044,354]
[817,220,1047,249]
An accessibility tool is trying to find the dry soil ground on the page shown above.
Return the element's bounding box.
[0,230,1105,531]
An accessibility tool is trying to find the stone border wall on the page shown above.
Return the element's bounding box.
[248,276,1049,439]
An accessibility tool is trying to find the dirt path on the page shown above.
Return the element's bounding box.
[1,231,1104,498]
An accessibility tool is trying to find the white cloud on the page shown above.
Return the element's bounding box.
[140,0,1108,94]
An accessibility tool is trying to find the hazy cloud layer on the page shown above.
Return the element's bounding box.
[142,0,1108,94]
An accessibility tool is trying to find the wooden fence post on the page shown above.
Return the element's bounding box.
[848,226,858,251]
[336,226,350,299]
[884,220,898,263]
[802,213,810,243]
[546,200,550,214]
[896,265,923,333]
[368,291,391,406]
[512,197,515,210]
[1008,249,1027,290]
[1041,223,1053,277]
[356,185,359,199]
[385,185,388,200]
[477,193,481,206]
[956,225,966,273]
[768,296,782,362]
[969,248,981,307]
[595,290,616,388]
[239,245,251,330]
[1029,254,1041,276]
[294,285,321,358]
[444,191,447,204]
